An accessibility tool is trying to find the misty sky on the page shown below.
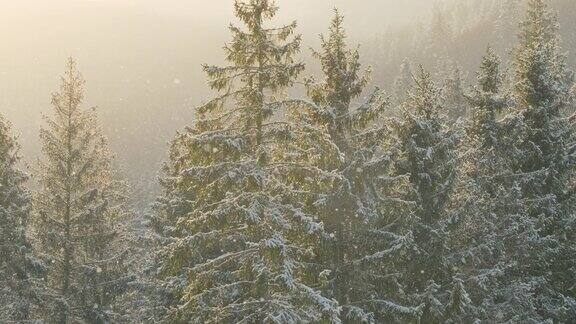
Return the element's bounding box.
[0,0,434,181]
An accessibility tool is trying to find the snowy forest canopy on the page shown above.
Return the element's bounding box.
[1,0,575,323]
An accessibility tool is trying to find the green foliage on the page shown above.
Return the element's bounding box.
[154,1,340,322]
[390,66,460,323]
[300,10,420,323]
[447,2,576,321]
[507,1,576,320]
[0,115,43,321]
[34,58,133,323]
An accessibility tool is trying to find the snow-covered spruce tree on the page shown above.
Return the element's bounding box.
[34,58,134,323]
[441,64,470,121]
[466,47,509,150]
[146,131,202,322]
[297,10,420,323]
[445,47,525,322]
[153,1,339,322]
[0,115,43,321]
[389,66,460,323]
[504,0,576,320]
[113,199,162,323]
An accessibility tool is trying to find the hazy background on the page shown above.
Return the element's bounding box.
[2,0,574,198]
[0,0,434,187]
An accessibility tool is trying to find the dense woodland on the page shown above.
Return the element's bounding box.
[1,0,575,323]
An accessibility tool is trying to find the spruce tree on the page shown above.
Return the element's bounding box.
[34,58,133,323]
[441,64,470,121]
[447,48,525,322]
[467,47,508,149]
[451,3,576,322]
[506,0,576,320]
[153,1,339,322]
[303,10,419,323]
[390,66,460,323]
[0,114,43,321]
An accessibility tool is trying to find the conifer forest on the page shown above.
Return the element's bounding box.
[2,0,576,323]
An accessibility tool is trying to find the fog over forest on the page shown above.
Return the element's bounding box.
[1,0,575,323]
[2,0,575,192]
[1,0,433,188]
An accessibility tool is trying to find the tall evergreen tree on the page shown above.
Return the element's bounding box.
[467,47,508,149]
[34,58,133,323]
[505,0,576,320]
[153,1,339,322]
[441,64,470,121]
[390,67,460,323]
[447,48,528,322]
[0,114,43,321]
[303,10,419,323]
